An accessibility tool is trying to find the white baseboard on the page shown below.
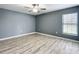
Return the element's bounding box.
[36,32,79,42]
[0,32,37,41]
[36,32,59,38]
[0,32,78,42]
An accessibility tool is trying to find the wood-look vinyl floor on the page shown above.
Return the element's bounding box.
[0,33,79,54]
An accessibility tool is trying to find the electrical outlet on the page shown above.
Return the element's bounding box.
[56,32,58,34]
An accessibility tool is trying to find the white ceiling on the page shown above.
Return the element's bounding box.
[0,4,78,15]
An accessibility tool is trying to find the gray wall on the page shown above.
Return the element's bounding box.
[36,6,79,40]
[0,6,79,40]
[0,8,35,38]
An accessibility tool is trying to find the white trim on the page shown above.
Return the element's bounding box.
[0,32,37,41]
[36,32,79,42]
[36,32,61,39]
[0,32,79,43]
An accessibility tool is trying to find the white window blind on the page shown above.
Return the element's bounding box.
[62,13,78,36]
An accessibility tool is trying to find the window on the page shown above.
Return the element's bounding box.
[62,13,78,36]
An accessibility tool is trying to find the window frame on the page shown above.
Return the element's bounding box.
[62,12,78,36]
